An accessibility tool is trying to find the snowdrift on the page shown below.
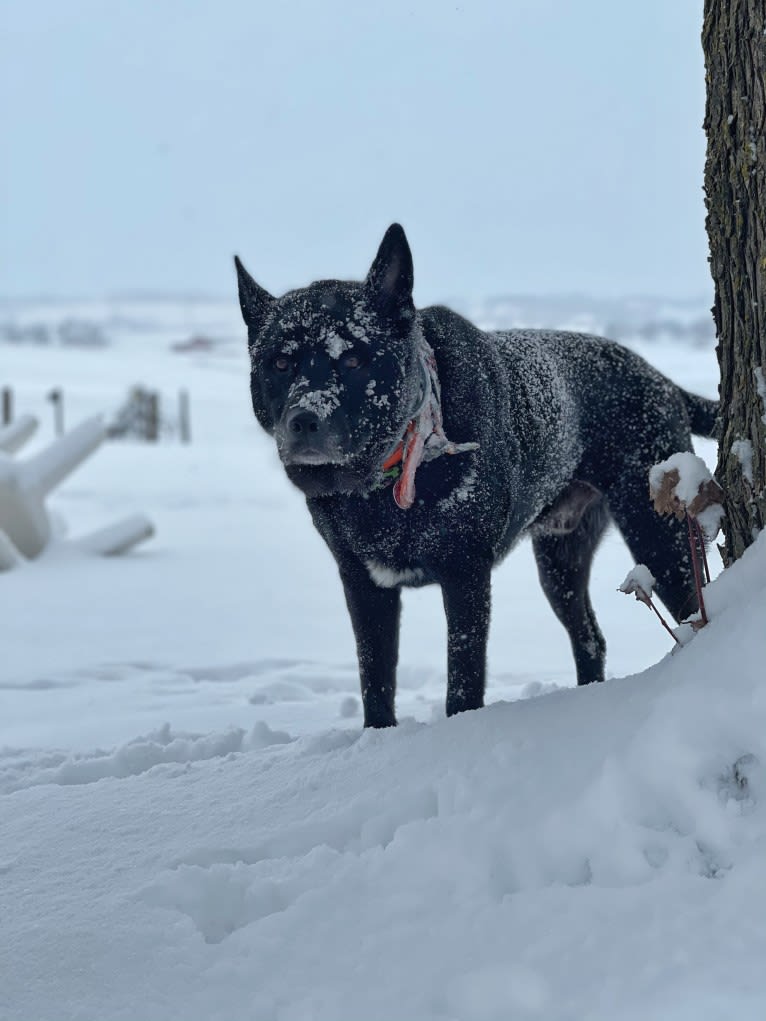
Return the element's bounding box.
[3,533,765,1021]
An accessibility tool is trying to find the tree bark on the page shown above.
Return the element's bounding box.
[703,0,766,563]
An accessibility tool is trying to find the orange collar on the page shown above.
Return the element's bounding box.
[374,341,478,510]
[381,444,403,471]
[381,423,414,472]
[378,422,416,509]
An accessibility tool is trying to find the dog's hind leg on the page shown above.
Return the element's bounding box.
[532,499,610,685]
[339,564,402,728]
[441,563,492,716]
[607,474,700,624]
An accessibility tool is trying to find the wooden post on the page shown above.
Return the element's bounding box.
[147,392,160,442]
[47,388,64,436]
[1,387,12,425]
[178,389,191,444]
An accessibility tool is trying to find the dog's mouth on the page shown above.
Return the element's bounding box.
[277,424,404,496]
[276,411,403,473]
[273,390,423,497]
[281,448,349,467]
[277,431,351,466]
[275,404,350,467]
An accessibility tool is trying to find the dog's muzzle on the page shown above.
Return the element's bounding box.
[278,408,344,465]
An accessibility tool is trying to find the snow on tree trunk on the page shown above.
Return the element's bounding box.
[703,0,766,563]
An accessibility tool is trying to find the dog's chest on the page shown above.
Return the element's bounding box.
[364,560,427,588]
[337,499,453,576]
[310,459,499,588]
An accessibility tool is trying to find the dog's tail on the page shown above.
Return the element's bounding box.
[681,389,718,438]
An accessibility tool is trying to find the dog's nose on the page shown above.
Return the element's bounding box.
[286,408,322,435]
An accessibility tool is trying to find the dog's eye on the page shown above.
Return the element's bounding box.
[273,356,292,372]
[342,353,363,370]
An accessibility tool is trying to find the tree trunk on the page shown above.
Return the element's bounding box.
[703,0,766,564]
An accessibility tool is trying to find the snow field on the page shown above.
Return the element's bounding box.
[4,303,761,1019]
[3,534,765,1019]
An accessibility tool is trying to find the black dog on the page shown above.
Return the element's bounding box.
[236,224,717,727]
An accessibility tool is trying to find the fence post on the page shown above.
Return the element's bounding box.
[147,392,160,442]
[47,388,64,436]
[1,387,12,425]
[178,389,191,444]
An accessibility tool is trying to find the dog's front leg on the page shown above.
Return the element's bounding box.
[339,565,401,728]
[441,566,492,717]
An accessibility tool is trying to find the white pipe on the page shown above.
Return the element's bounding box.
[0,415,38,455]
[0,530,25,571]
[73,514,155,556]
[21,415,105,497]
[0,413,155,563]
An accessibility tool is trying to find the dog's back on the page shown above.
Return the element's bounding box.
[418,312,713,548]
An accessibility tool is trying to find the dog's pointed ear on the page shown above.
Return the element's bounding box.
[234,255,274,331]
[364,223,414,318]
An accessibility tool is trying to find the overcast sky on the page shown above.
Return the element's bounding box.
[2,0,709,304]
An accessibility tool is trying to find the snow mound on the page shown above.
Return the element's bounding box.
[649,450,724,540]
[0,721,294,794]
[619,563,656,598]
[3,534,766,1020]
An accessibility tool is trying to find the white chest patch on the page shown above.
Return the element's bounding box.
[366,561,425,589]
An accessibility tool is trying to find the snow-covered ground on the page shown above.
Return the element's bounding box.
[4,300,763,1020]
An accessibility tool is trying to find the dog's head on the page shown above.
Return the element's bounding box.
[235,224,424,497]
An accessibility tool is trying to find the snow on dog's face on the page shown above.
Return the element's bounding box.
[235,225,423,497]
